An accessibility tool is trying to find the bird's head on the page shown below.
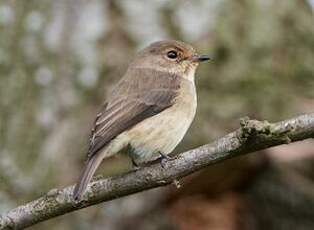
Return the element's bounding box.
[132,40,210,80]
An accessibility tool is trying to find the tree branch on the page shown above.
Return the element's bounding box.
[1,113,314,229]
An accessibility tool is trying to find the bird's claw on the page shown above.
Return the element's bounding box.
[159,152,174,168]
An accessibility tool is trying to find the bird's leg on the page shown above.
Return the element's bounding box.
[159,151,173,160]
[131,157,140,171]
[159,151,174,168]
[158,152,181,187]
[127,144,141,171]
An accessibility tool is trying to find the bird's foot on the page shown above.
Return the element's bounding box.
[159,152,174,168]
[159,151,173,160]
[131,158,141,171]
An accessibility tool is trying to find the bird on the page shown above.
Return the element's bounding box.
[73,40,210,200]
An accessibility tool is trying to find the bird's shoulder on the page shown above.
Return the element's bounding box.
[108,67,181,102]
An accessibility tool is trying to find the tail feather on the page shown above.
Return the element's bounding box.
[73,154,104,200]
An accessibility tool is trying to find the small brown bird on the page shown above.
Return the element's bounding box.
[73,40,209,199]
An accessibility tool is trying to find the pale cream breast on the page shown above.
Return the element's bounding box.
[97,70,197,163]
[123,75,197,161]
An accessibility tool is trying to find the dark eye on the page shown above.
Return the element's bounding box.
[167,50,178,59]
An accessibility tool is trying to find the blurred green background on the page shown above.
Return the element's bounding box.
[0,0,314,229]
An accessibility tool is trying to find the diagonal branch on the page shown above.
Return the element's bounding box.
[1,113,314,229]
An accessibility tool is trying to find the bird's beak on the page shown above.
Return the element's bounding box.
[189,54,211,62]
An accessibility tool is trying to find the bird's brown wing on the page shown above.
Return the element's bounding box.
[87,68,181,159]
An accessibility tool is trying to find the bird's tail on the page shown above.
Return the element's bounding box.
[73,153,104,200]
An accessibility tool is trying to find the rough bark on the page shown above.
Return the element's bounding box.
[0,113,314,230]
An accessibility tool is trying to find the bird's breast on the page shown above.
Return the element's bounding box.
[125,78,197,161]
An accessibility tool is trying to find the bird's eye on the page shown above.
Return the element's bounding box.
[167,50,178,59]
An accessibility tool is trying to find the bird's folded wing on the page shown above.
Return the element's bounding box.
[86,68,181,159]
[87,89,177,159]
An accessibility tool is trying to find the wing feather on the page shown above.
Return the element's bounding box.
[87,68,180,159]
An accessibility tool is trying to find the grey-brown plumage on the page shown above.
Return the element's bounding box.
[87,69,180,158]
[73,40,209,199]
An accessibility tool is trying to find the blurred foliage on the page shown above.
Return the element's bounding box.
[0,0,313,229]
